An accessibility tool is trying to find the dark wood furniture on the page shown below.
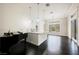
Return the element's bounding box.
[0,33,28,55]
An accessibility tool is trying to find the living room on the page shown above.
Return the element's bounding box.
[0,3,79,55]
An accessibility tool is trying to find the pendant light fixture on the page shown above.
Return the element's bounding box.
[35,3,40,32]
[28,6,33,32]
[46,3,50,7]
[36,3,40,23]
[29,6,31,19]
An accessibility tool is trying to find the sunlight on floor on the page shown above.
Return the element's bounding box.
[48,35,62,54]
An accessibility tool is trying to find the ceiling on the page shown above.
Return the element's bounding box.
[26,3,73,20]
[1,3,78,20]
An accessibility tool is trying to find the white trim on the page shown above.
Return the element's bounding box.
[72,38,77,43]
[48,33,68,36]
[72,37,79,46]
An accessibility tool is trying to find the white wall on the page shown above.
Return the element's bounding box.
[0,4,46,34]
[68,7,77,39]
[77,7,79,45]
[0,4,35,34]
[67,5,79,46]
[0,4,68,37]
[0,4,5,34]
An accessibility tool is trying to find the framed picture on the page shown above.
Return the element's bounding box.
[49,23,60,32]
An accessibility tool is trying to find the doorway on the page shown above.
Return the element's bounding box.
[71,19,77,40]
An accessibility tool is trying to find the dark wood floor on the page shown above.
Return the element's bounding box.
[26,35,79,55]
[0,35,79,55]
[47,35,79,55]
